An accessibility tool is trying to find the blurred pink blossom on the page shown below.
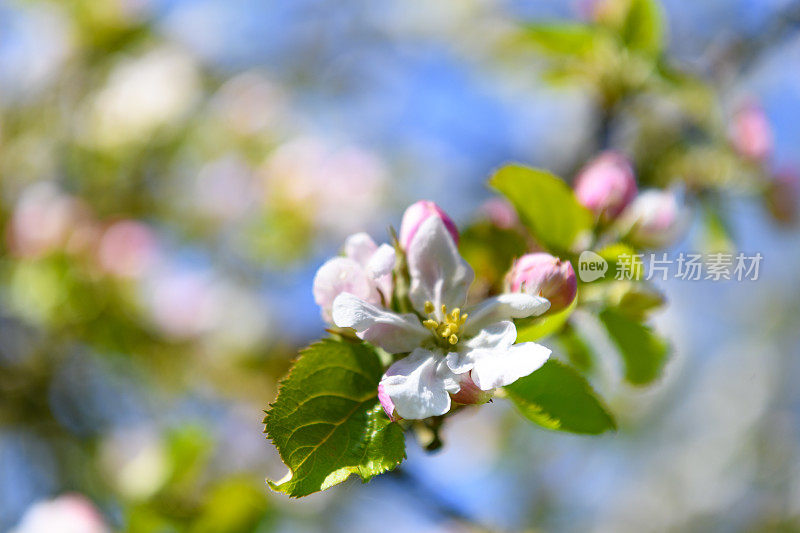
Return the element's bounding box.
[97,220,159,279]
[619,189,688,249]
[574,151,638,220]
[11,494,108,533]
[193,155,258,221]
[730,101,773,161]
[146,269,216,339]
[478,197,519,229]
[261,137,388,236]
[8,182,81,258]
[211,71,286,136]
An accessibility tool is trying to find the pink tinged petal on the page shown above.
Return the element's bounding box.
[312,257,378,323]
[471,342,551,391]
[377,381,397,421]
[407,216,474,316]
[450,372,494,405]
[344,232,378,267]
[366,243,396,279]
[446,320,518,374]
[380,348,457,420]
[399,200,459,251]
[463,293,550,336]
[367,243,396,301]
[331,292,428,353]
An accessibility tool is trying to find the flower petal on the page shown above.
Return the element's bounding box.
[344,232,378,267]
[312,257,379,323]
[463,293,550,336]
[471,342,551,390]
[331,292,428,353]
[407,217,474,317]
[446,321,517,374]
[381,348,457,419]
[367,244,396,278]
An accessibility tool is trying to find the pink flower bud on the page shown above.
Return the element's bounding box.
[450,373,493,405]
[479,198,519,229]
[378,381,398,421]
[574,151,638,220]
[506,253,577,313]
[730,102,772,161]
[399,200,458,250]
[620,190,687,249]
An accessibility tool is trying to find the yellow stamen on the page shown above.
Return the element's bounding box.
[448,334,458,345]
[424,301,435,314]
[423,319,438,330]
[460,313,468,325]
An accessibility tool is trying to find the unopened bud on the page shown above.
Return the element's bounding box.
[399,200,459,250]
[730,101,773,161]
[506,253,577,313]
[574,151,638,221]
[619,189,687,249]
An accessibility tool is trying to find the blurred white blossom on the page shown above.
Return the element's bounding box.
[261,137,388,237]
[84,47,200,148]
[11,494,108,533]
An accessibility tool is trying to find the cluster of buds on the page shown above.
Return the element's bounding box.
[574,151,687,249]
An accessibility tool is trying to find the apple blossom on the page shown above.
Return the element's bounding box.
[330,215,551,420]
[313,232,395,323]
[574,151,638,220]
[399,200,459,250]
[619,189,688,249]
[506,253,578,313]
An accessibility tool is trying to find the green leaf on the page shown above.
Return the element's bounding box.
[490,164,593,253]
[264,339,405,497]
[559,323,594,372]
[515,297,578,342]
[459,221,528,291]
[599,308,669,385]
[519,23,599,57]
[622,0,665,57]
[504,360,616,434]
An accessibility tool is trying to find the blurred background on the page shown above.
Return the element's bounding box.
[1,0,800,531]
